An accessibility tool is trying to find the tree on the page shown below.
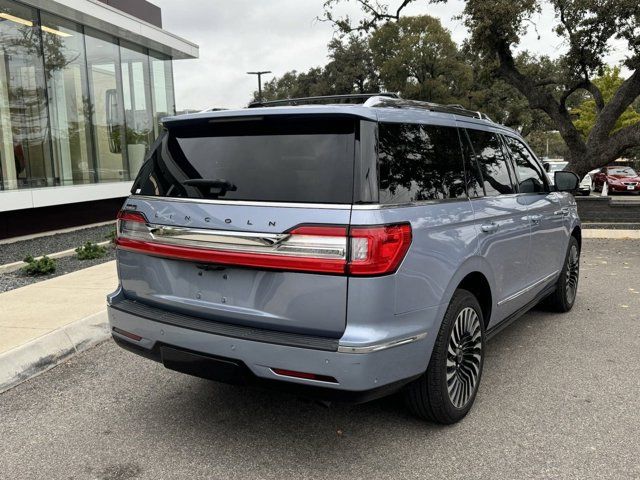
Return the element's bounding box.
[525,130,569,159]
[324,35,379,94]
[252,35,379,102]
[257,68,329,102]
[572,66,640,138]
[369,15,472,103]
[322,0,640,177]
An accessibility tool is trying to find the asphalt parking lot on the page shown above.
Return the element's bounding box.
[1,238,639,480]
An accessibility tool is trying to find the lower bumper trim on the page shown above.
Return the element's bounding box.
[337,332,428,353]
[112,335,419,404]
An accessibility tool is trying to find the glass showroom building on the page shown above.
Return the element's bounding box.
[0,0,197,238]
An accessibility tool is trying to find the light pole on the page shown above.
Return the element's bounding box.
[247,70,271,101]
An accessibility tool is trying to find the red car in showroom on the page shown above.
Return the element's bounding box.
[593,166,640,194]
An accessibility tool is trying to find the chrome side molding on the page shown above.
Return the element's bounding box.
[497,270,559,306]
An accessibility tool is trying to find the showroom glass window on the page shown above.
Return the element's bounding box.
[120,41,154,176]
[41,12,95,186]
[149,50,175,137]
[0,0,53,190]
[84,27,128,182]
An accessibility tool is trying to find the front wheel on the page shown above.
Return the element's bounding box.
[543,236,580,312]
[404,289,484,424]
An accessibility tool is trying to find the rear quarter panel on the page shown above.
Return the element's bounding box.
[345,200,480,346]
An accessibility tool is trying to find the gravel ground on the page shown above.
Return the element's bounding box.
[0,223,116,265]
[0,244,116,293]
[0,239,638,480]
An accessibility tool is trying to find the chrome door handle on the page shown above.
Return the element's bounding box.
[481,222,499,233]
[528,214,543,224]
[553,207,570,216]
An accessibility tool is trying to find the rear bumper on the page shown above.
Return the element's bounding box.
[609,184,640,192]
[107,295,432,400]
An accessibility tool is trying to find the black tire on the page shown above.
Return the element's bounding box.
[404,289,485,424]
[543,236,580,312]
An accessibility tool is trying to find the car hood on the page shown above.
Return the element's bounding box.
[606,174,640,182]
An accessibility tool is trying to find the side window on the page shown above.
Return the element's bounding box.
[378,123,466,203]
[505,136,547,193]
[465,129,515,196]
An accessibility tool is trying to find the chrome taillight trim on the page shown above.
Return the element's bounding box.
[120,222,347,260]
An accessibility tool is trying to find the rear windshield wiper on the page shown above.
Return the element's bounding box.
[182,179,237,198]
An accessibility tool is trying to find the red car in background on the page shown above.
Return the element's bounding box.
[593,166,640,194]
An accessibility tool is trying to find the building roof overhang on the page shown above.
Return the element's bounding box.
[26,0,198,59]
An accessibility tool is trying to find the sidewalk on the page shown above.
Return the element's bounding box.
[0,261,116,392]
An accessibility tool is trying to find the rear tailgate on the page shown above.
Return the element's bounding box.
[116,115,356,338]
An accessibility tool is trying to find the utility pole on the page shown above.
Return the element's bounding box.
[247,71,271,101]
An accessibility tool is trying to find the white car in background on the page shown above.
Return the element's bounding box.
[577,173,592,196]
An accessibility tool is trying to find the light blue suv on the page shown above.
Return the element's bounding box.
[107,94,581,423]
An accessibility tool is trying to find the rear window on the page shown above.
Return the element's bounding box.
[132,117,356,203]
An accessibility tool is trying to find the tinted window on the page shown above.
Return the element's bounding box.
[459,129,485,198]
[465,129,514,196]
[132,117,356,203]
[505,136,547,193]
[378,123,466,203]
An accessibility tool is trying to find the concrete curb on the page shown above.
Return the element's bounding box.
[582,229,640,239]
[0,240,112,274]
[0,310,110,394]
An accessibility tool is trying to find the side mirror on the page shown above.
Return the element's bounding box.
[543,162,551,173]
[554,171,580,192]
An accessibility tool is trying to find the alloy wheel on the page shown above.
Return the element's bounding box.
[565,244,580,304]
[446,307,482,409]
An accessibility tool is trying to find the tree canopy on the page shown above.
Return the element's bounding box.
[321,0,640,176]
[369,16,471,103]
[572,67,640,139]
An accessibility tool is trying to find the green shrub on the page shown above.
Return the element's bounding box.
[106,228,117,244]
[22,255,56,275]
[75,242,108,260]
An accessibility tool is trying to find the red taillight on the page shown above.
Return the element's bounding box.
[271,368,337,383]
[348,224,412,276]
[115,209,411,276]
[116,210,149,241]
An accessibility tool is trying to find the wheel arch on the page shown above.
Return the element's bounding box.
[571,225,582,250]
[438,256,496,329]
[457,272,492,328]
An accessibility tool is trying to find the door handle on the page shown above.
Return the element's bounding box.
[481,222,499,233]
[553,207,570,216]
[528,214,543,224]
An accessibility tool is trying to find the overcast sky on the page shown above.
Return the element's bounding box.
[150,0,623,111]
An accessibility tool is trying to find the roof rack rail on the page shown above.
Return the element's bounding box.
[248,92,399,108]
[364,96,492,121]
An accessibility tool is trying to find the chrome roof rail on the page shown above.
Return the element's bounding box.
[248,93,399,108]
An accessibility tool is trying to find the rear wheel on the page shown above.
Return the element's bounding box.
[404,289,484,424]
[543,236,580,312]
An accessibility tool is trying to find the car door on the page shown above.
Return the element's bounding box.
[502,135,568,292]
[460,127,531,324]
